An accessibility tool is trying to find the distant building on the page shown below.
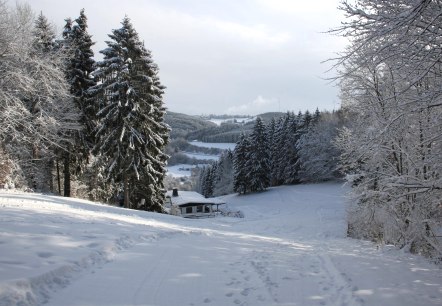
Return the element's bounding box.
[165,188,225,218]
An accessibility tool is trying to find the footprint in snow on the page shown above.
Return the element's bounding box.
[203,298,211,303]
[37,251,53,258]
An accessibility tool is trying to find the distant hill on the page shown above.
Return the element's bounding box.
[165,112,216,139]
[165,111,286,143]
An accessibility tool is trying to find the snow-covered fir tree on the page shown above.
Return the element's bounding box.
[213,150,234,196]
[246,117,270,192]
[91,16,169,211]
[196,150,234,198]
[61,9,97,197]
[233,133,251,194]
[32,12,56,54]
[271,114,290,185]
[282,112,301,184]
[64,9,96,136]
[266,118,278,186]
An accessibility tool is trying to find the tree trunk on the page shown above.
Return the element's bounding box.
[124,173,130,209]
[63,151,71,197]
[31,144,38,190]
[48,158,54,193]
[56,158,61,195]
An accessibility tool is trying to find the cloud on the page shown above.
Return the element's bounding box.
[29,0,344,116]
[226,95,278,115]
[207,19,291,45]
[257,0,339,15]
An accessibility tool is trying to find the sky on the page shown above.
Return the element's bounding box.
[28,0,347,115]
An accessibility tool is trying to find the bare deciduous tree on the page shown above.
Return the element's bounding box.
[333,0,442,258]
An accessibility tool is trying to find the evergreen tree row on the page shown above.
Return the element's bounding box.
[197,110,343,197]
[0,4,169,211]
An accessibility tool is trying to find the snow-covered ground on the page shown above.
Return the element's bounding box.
[166,142,235,177]
[190,141,236,151]
[207,118,254,126]
[0,183,440,306]
[182,152,220,161]
[167,164,199,178]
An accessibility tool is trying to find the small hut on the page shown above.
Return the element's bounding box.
[165,188,225,218]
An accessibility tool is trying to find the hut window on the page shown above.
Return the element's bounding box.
[196,206,203,213]
[185,207,193,214]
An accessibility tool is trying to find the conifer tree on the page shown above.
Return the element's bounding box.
[233,134,250,194]
[312,107,321,124]
[204,164,216,198]
[266,118,278,186]
[213,150,234,196]
[32,12,55,54]
[91,16,169,211]
[247,117,270,192]
[197,166,208,196]
[61,9,96,197]
[282,112,301,184]
[272,114,290,185]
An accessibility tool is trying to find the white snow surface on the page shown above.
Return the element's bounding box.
[182,152,220,161]
[0,183,440,306]
[207,118,253,126]
[190,141,236,151]
[167,164,198,178]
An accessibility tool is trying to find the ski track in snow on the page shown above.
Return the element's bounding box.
[0,182,441,306]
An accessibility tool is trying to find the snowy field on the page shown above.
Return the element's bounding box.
[207,118,254,126]
[167,164,201,178]
[182,152,220,161]
[190,141,236,151]
[166,142,236,177]
[0,183,440,306]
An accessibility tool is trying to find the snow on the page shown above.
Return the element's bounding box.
[166,142,236,177]
[167,164,198,177]
[165,190,224,206]
[190,141,236,151]
[0,183,441,306]
[207,118,254,126]
[183,152,220,161]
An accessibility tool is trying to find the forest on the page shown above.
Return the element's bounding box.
[0,2,168,211]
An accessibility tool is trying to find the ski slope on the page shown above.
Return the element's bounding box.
[0,183,440,306]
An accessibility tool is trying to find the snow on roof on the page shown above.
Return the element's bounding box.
[165,190,225,207]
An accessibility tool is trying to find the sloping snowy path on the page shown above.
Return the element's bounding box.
[0,183,440,306]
